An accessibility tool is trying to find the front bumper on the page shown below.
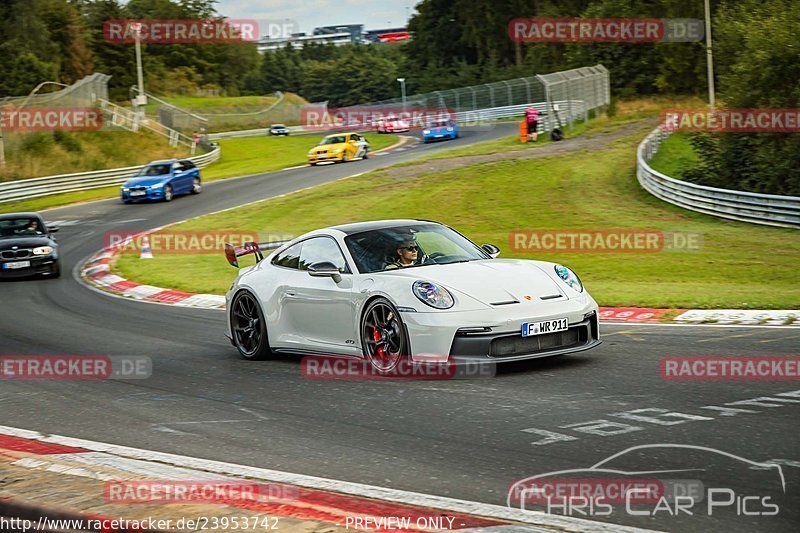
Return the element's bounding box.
[308,152,344,164]
[402,298,600,364]
[423,133,455,142]
[0,256,58,278]
[121,188,165,202]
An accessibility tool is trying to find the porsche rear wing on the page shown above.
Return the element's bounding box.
[224,240,290,267]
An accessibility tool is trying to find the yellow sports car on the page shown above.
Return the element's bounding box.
[307,132,370,165]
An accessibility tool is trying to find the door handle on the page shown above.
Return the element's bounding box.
[285,290,296,297]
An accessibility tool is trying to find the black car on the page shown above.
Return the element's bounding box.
[268,124,290,136]
[0,212,60,278]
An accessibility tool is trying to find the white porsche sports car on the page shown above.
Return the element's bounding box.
[224,220,600,371]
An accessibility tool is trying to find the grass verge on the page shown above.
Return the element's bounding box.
[202,133,401,181]
[115,113,800,308]
[648,133,699,179]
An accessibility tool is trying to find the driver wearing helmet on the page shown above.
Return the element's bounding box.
[384,238,419,269]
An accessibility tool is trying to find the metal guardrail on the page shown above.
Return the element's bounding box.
[209,124,307,140]
[637,127,800,228]
[0,145,220,204]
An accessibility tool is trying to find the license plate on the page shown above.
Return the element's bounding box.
[522,317,568,337]
[3,261,30,269]
[130,191,146,197]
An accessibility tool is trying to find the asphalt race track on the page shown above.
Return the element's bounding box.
[1,122,798,532]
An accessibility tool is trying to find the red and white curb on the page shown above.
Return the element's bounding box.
[0,425,653,533]
[80,246,226,309]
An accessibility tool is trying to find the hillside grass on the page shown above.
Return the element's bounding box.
[115,107,800,308]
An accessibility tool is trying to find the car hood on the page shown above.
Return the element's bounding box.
[310,143,346,153]
[124,176,169,187]
[426,125,451,133]
[382,259,566,305]
[0,236,55,250]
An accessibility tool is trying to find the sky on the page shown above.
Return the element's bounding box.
[213,0,419,35]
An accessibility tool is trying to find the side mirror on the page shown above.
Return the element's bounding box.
[47,225,59,233]
[308,261,342,283]
[481,244,500,258]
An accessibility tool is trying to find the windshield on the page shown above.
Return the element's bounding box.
[135,164,171,177]
[429,119,450,127]
[272,124,286,128]
[344,223,489,273]
[320,135,346,145]
[0,217,46,238]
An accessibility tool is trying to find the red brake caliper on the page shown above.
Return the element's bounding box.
[372,327,385,361]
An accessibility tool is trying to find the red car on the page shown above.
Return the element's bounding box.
[375,116,410,134]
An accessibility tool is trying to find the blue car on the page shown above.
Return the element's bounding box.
[422,118,458,143]
[121,159,202,203]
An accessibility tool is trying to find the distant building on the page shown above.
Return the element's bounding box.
[256,24,409,52]
[313,24,364,44]
[256,32,354,52]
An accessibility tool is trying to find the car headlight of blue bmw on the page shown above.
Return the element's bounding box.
[554,264,583,293]
[33,246,53,256]
[412,281,454,309]
[148,183,165,189]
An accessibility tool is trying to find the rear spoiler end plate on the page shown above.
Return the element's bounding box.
[224,240,290,267]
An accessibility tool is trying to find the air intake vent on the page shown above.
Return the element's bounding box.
[540,294,562,300]
[491,300,519,306]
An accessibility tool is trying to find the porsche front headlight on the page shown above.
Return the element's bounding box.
[413,281,454,309]
[33,246,53,255]
[554,264,583,293]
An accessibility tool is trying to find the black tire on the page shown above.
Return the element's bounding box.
[363,148,369,159]
[361,297,408,373]
[342,151,350,163]
[191,177,202,194]
[163,184,174,202]
[49,262,61,278]
[230,291,275,360]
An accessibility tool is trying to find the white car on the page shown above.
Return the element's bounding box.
[224,220,600,371]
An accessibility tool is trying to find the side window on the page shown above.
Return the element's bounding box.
[272,243,302,269]
[180,160,196,171]
[352,134,361,142]
[299,237,349,272]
